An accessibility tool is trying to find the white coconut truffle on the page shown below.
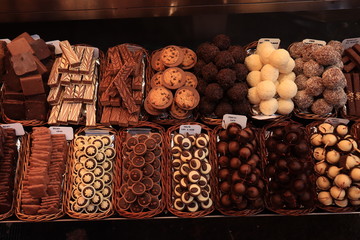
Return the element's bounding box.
[256,80,276,100]
[246,71,261,87]
[248,87,261,105]
[278,72,296,83]
[259,98,278,115]
[245,54,263,71]
[274,81,280,88]
[269,49,291,69]
[279,58,295,74]
[277,98,294,115]
[277,80,298,99]
[256,41,275,64]
[261,64,279,82]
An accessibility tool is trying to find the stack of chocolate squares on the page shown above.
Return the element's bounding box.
[47,40,98,126]
[0,41,7,83]
[99,44,145,126]
[1,32,55,121]
[0,128,18,215]
[21,127,67,215]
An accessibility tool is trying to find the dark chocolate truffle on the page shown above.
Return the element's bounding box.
[196,42,220,63]
[216,68,236,90]
[214,101,233,118]
[323,87,347,107]
[201,62,218,82]
[214,51,235,69]
[311,98,333,115]
[228,45,246,63]
[213,34,231,50]
[303,60,324,77]
[294,58,305,75]
[233,100,251,115]
[226,82,248,101]
[199,97,216,115]
[305,76,324,96]
[293,90,314,110]
[289,42,306,59]
[233,63,248,82]
[194,59,206,75]
[322,67,346,89]
[196,78,208,96]
[302,44,321,62]
[294,74,308,91]
[204,83,223,102]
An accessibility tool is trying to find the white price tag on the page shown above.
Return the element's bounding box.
[303,39,326,46]
[258,38,281,49]
[84,129,110,136]
[0,123,25,136]
[325,118,350,127]
[31,34,40,40]
[222,114,247,129]
[342,38,360,50]
[179,125,201,135]
[46,40,62,55]
[0,38,11,43]
[49,126,74,140]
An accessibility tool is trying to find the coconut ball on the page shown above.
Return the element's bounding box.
[289,42,306,58]
[279,57,295,74]
[305,76,324,96]
[311,98,333,115]
[233,100,251,115]
[303,59,324,77]
[256,41,275,64]
[293,90,314,110]
[196,42,220,63]
[246,71,261,87]
[204,83,223,102]
[302,44,321,61]
[322,67,346,89]
[278,72,296,83]
[323,87,347,107]
[196,78,208,95]
[232,63,248,82]
[333,60,344,70]
[215,51,235,69]
[294,74,308,90]
[261,64,279,82]
[313,45,341,66]
[245,54,263,71]
[248,87,261,105]
[213,34,231,50]
[274,81,280,88]
[199,97,216,115]
[216,68,236,89]
[294,58,305,75]
[277,98,294,115]
[229,45,246,63]
[277,80,298,99]
[259,98,278,115]
[269,49,291,69]
[226,83,248,101]
[327,40,344,55]
[214,101,233,118]
[201,62,218,82]
[256,80,276,100]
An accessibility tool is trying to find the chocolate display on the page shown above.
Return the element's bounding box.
[216,123,264,211]
[170,131,213,212]
[195,34,250,118]
[47,41,98,126]
[310,121,360,208]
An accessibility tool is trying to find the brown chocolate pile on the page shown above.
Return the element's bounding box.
[21,127,67,215]
[47,40,98,126]
[99,44,146,126]
[70,135,115,214]
[0,128,18,214]
[118,132,163,213]
[1,32,55,121]
[216,123,264,210]
[264,122,315,209]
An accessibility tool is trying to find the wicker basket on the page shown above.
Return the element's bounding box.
[15,132,67,221]
[211,124,264,216]
[64,126,116,220]
[294,109,338,121]
[260,118,316,216]
[165,122,215,218]
[307,120,360,213]
[114,121,166,218]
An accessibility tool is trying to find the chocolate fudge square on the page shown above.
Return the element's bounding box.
[20,74,45,96]
[2,100,25,119]
[11,52,37,76]
[25,100,48,120]
[4,90,25,101]
[3,67,22,92]
[7,37,35,56]
[30,39,51,60]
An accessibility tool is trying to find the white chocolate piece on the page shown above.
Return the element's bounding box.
[248,87,261,105]
[245,54,263,71]
[277,98,294,115]
[257,80,276,100]
[269,49,291,69]
[246,71,262,87]
[259,98,278,115]
[261,64,279,82]
[278,72,296,83]
[256,41,275,64]
[277,80,298,99]
[279,58,295,74]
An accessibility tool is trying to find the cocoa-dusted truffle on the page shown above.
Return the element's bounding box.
[196,42,220,63]
[196,78,208,95]
[295,74,308,90]
[313,45,341,66]
[226,82,248,101]
[214,100,233,117]
[327,40,344,55]
[305,76,324,96]
[289,42,306,59]
[311,98,333,115]
[293,90,314,110]
[194,59,206,75]
[294,58,305,75]
[322,67,346,89]
[201,62,218,82]
[214,51,235,69]
[228,45,246,63]
[213,34,231,50]
[302,44,321,61]
[199,97,216,115]
[303,59,324,77]
[233,100,251,115]
[323,87,347,107]
[204,83,223,102]
[233,63,248,82]
[216,68,236,89]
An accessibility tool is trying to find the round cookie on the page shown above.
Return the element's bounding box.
[184,72,198,88]
[144,97,164,116]
[160,45,184,67]
[162,67,186,90]
[148,87,173,110]
[170,102,191,120]
[151,50,166,71]
[174,86,200,110]
[150,72,164,88]
[181,48,197,69]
